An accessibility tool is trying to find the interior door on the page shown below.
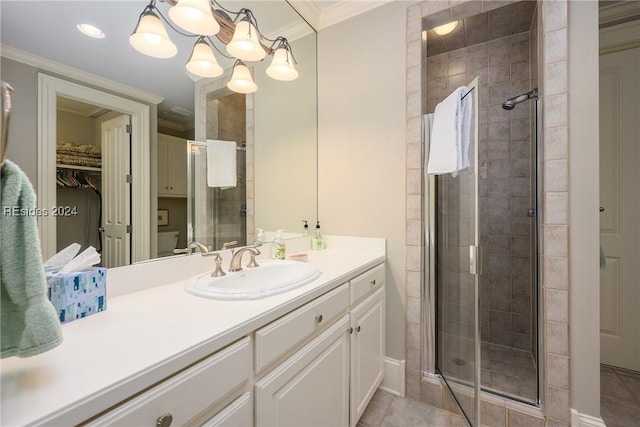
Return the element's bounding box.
[432,78,480,425]
[599,47,640,371]
[102,114,131,268]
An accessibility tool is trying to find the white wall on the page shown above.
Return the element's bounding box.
[568,0,602,418]
[318,1,409,361]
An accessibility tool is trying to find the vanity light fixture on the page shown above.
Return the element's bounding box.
[77,23,105,39]
[433,20,459,36]
[227,60,257,94]
[129,0,299,92]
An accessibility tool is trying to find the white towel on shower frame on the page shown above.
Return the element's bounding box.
[426,86,470,175]
[206,139,237,189]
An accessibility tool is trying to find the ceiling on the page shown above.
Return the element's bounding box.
[0,1,316,127]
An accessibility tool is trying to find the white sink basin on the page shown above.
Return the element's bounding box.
[185,260,321,300]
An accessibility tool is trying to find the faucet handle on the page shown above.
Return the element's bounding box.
[223,240,238,250]
[247,249,261,268]
[210,253,226,277]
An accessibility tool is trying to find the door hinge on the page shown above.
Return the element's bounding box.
[126,225,132,234]
[126,124,132,134]
[126,174,133,183]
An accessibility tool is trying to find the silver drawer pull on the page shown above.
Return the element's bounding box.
[156,413,173,427]
[315,314,323,323]
[356,326,361,333]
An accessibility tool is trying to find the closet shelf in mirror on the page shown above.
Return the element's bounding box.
[56,164,101,173]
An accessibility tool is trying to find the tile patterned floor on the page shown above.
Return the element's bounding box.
[600,365,640,427]
[480,342,537,402]
[358,389,463,427]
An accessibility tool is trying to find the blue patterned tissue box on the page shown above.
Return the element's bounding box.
[47,268,107,324]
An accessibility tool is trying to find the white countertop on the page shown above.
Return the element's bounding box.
[0,236,385,426]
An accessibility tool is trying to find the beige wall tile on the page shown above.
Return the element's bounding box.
[407,142,422,169]
[545,192,568,225]
[407,116,422,144]
[544,126,568,160]
[408,38,421,69]
[508,409,545,427]
[421,0,451,17]
[407,296,421,323]
[407,169,422,195]
[406,373,421,399]
[481,400,507,427]
[547,320,569,356]
[407,194,422,220]
[543,94,568,128]
[543,0,568,33]
[408,64,421,93]
[420,380,443,408]
[406,220,422,247]
[545,159,569,192]
[544,257,569,290]
[544,61,568,96]
[407,317,421,347]
[546,289,569,323]
[545,386,570,422]
[547,354,570,389]
[544,225,568,257]
[407,5,423,43]
[407,245,422,271]
[546,419,570,427]
[407,90,422,119]
[544,28,568,64]
[407,345,421,372]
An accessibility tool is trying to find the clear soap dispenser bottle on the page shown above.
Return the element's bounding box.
[273,229,286,260]
[302,220,310,236]
[311,221,325,250]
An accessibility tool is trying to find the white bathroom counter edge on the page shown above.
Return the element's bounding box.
[0,236,386,426]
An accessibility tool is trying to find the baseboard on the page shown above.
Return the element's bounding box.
[571,409,607,427]
[379,357,405,397]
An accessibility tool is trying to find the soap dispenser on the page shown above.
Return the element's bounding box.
[311,221,325,250]
[273,229,286,260]
[302,220,310,236]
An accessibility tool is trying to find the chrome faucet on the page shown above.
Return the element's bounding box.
[173,241,211,255]
[228,244,262,272]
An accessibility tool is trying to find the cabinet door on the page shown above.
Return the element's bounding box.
[167,138,187,196]
[350,287,385,427]
[256,316,350,427]
[157,135,170,196]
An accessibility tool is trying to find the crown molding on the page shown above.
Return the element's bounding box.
[288,1,322,31]
[317,1,394,30]
[600,1,640,27]
[158,118,194,132]
[1,44,164,105]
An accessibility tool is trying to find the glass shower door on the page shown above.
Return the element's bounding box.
[433,78,480,425]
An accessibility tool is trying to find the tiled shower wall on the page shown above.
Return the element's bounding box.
[405,0,571,425]
[426,31,536,356]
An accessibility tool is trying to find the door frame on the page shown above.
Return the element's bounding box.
[38,73,151,262]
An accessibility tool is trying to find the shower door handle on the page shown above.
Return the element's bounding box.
[469,246,481,276]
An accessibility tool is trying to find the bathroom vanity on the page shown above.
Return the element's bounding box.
[0,236,386,427]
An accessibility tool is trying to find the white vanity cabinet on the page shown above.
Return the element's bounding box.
[157,133,187,197]
[255,263,386,427]
[84,337,252,427]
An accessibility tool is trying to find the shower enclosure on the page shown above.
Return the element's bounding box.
[423,1,542,425]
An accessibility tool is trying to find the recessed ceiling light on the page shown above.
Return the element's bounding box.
[433,21,459,36]
[77,23,105,39]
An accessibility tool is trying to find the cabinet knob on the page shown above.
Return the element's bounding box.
[156,413,173,427]
[315,314,323,324]
[370,279,376,286]
[348,327,354,334]
[356,326,361,333]
[170,186,174,190]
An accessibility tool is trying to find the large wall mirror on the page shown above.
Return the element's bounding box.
[0,0,317,266]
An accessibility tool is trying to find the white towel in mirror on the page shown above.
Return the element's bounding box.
[206,139,237,189]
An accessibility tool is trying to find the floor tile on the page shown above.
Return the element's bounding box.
[380,396,452,427]
[360,389,395,427]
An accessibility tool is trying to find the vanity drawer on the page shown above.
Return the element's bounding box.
[86,337,251,426]
[350,263,385,305]
[255,282,349,373]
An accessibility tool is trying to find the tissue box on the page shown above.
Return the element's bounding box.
[47,268,107,324]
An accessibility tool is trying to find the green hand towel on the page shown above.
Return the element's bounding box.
[1,160,63,358]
